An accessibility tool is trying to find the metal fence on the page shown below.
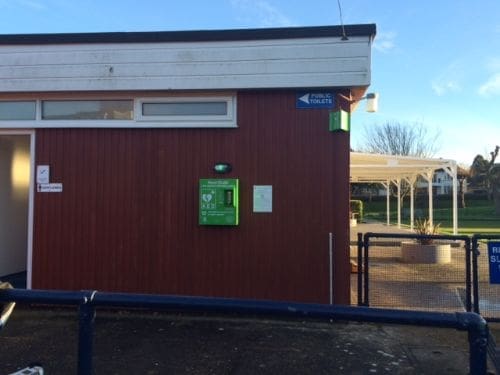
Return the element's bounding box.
[355,232,500,322]
[0,288,490,375]
[356,232,473,312]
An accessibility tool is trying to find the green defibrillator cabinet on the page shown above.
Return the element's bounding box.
[199,178,239,226]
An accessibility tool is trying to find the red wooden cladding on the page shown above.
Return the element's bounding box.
[32,91,350,304]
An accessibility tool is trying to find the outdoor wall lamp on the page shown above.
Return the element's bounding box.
[331,92,378,132]
[364,93,379,113]
[213,162,232,174]
[338,92,379,113]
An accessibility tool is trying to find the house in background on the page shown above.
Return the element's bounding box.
[416,168,468,196]
[0,24,376,304]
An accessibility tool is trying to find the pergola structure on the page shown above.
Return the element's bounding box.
[350,152,458,234]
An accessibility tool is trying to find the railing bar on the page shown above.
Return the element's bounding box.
[0,289,489,375]
[364,232,470,241]
[0,288,473,328]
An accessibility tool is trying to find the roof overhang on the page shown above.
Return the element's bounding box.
[350,152,457,183]
[0,24,375,93]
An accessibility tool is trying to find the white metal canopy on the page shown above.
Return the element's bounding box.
[350,152,458,234]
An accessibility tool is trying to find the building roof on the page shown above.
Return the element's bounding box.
[0,24,375,93]
[0,24,376,45]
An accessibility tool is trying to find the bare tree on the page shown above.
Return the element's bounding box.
[361,121,440,157]
[470,145,500,214]
[360,121,441,200]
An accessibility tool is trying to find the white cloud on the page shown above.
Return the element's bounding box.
[230,0,294,27]
[431,61,464,96]
[18,0,45,9]
[478,57,500,96]
[373,31,396,53]
[478,73,500,96]
[431,80,461,96]
[0,0,45,10]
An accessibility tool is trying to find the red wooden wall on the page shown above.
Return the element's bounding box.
[32,91,350,304]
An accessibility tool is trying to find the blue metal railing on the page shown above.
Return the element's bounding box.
[0,288,489,375]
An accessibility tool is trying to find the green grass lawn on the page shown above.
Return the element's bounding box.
[362,198,500,235]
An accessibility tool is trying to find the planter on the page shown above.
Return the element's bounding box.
[401,242,451,264]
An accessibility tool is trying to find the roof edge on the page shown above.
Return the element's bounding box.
[0,24,376,45]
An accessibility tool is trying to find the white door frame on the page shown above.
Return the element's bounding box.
[0,129,35,289]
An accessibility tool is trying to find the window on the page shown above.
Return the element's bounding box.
[0,101,36,120]
[42,100,133,120]
[143,102,227,116]
[137,96,236,128]
[0,95,236,128]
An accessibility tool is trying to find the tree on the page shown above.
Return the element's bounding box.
[361,121,440,157]
[360,121,441,199]
[457,166,469,208]
[470,145,500,214]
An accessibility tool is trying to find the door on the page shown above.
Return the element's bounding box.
[0,133,33,288]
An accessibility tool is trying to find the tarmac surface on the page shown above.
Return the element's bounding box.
[0,305,494,374]
[0,221,497,374]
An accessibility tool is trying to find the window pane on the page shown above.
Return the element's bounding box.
[0,101,36,120]
[142,102,227,116]
[42,100,133,120]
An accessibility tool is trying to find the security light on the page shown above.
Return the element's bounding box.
[365,93,379,113]
[213,162,232,174]
[338,92,379,113]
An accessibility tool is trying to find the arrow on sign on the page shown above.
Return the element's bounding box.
[298,93,310,104]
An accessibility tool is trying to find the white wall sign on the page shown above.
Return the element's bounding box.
[253,185,272,213]
[36,165,50,184]
[37,183,62,193]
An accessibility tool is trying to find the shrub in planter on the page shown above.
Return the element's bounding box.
[401,219,451,264]
[414,219,440,245]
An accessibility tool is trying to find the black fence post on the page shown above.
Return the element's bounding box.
[459,312,489,375]
[357,232,363,306]
[465,238,472,312]
[363,233,370,306]
[78,293,96,375]
[471,236,480,314]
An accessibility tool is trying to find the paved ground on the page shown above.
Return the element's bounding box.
[0,305,491,374]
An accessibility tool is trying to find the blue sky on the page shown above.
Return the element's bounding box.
[1,0,499,165]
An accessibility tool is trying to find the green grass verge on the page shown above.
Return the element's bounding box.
[363,198,500,235]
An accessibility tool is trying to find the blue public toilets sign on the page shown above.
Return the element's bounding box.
[488,242,500,284]
[296,92,334,109]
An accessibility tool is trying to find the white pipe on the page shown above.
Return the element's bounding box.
[452,166,458,234]
[410,180,415,231]
[386,180,390,226]
[329,232,333,305]
[397,178,401,229]
[428,171,434,225]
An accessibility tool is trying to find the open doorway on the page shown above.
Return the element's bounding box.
[0,133,32,288]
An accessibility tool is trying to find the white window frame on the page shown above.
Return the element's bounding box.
[135,95,237,128]
[0,94,237,128]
